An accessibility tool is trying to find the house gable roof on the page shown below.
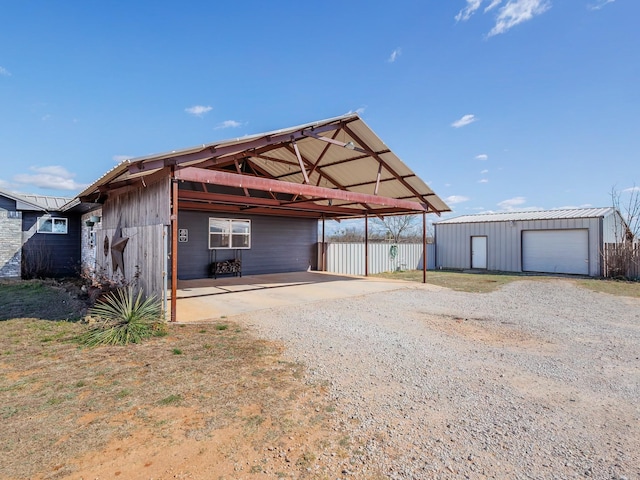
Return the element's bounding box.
[0,188,72,212]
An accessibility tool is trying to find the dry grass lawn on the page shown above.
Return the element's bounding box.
[375,269,640,297]
[0,281,370,480]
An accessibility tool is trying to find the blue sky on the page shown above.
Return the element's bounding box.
[1,0,638,219]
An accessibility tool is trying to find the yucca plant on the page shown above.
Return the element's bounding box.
[77,287,166,346]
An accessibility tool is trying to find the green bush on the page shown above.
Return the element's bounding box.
[77,287,165,346]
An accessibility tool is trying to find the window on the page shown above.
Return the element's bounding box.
[37,216,68,234]
[209,218,251,249]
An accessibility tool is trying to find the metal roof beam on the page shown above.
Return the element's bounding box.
[174,167,428,212]
[343,124,438,214]
[129,121,347,175]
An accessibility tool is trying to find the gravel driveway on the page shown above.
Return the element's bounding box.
[237,279,640,479]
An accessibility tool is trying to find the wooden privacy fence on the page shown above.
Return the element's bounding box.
[319,242,435,276]
[602,243,640,279]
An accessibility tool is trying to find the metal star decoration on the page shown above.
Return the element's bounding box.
[110,222,129,275]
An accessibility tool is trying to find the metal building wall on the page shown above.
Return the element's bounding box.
[435,217,604,276]
[322,243,434,275]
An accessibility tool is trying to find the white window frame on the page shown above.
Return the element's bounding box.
[208,218,251,250]
[37,216,68,234]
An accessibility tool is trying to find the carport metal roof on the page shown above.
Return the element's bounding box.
[76,113,450,219]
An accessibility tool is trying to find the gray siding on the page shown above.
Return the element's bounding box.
[177,211,317,280]
[22,212,81,277]
[321,242,434,275]
[435,217,604,276]
[0,196,16,211]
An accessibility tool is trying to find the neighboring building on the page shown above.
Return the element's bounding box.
[71,113,450,320]
[434,208,623,277]
[0,188,81,279]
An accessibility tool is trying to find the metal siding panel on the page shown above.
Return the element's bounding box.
[437,207,614,224]
[522,229,589,275]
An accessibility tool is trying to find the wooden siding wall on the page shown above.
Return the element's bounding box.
[177,211,317,280]
[92,176,170,299]
[435,217,603,276]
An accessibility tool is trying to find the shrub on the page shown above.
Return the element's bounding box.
[77,287,166,346]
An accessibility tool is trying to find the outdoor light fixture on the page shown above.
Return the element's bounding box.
[344,141,356,150]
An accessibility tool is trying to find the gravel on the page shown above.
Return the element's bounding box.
[237,279,640,479]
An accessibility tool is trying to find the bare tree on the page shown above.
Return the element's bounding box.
[612,185,640,242]
[327,225,365,242]
[372,214,427,244]
[605,185,640,278]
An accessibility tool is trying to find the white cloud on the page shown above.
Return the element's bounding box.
[455,0,482,21]
[214,120,243,130]
[488,0,551,37]
[478,179,489,183]
[13,166,88,191]
[497,196,526,210]
[0,66,11,77]
[481,169,489,174]
[185,105,212,117]
[588,0,614,11]
[451,114,477,128]
[485,0,503,12]
[446,195,471,204]
[388,48,402,63]
[622,186,640,193]
[347,106,367,116]
[113,155,132,163]
[475,153,488,160]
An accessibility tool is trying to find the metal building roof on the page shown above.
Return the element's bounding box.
[435,207,615,225]
[77,113,450,218]
[0,187,72,212]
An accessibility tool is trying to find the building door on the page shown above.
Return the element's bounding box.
[471,236,487,269]
[522,229,589,275]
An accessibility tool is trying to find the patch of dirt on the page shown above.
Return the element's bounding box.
[0,319,372,480]
[414,312,556,352]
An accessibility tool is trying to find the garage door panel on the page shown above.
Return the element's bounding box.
[522,230,589,275]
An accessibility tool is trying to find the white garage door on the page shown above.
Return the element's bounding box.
[522,229,589,275]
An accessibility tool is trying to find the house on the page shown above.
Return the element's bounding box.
[434,208,624,276]
[0,188,81,279]
[72,113,450,320]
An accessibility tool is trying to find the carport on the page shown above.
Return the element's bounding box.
[75,113,450,321]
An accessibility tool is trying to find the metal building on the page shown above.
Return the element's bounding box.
[434,208,623,276]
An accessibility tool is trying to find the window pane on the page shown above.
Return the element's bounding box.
[210,234,230,248]
[38,218,53,232]
[52,218,67,233]
[232,220,250,234]
[209,219,229,234]
[231,234,249,248]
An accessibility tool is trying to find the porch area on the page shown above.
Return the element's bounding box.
[173,271,409,322]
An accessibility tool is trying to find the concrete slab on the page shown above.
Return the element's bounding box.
[174,271,410,323]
